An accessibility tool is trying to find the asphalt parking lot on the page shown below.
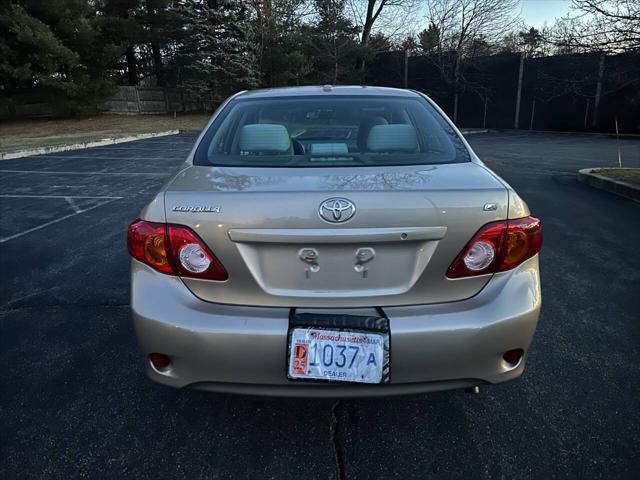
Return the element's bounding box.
[1,131,639,479]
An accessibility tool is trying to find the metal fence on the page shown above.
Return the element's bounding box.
[368,51,640,134]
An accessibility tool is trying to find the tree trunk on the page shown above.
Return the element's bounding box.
[357,25,373,70]
[126,47,138,86]
[152,42,165,87]
[357,0,377,70]
[361,22,373,49]
[361,0,376,48]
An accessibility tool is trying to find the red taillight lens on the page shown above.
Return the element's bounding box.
[127,220,228,281]
[127,220,172,274]
[447,216,542,278]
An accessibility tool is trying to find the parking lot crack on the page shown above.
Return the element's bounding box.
[330,400,346,480]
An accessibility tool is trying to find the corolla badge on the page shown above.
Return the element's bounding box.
[319,198,356,223]
[172,205,221,213]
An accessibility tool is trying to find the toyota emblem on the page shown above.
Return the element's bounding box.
[319,198,356,223]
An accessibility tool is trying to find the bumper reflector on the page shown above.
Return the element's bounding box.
[502,348,524,366]
[149,352,171,369]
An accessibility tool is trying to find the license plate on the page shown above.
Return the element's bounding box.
[287,328,388,384]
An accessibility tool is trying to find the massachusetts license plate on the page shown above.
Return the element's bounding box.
[287,328,388,384]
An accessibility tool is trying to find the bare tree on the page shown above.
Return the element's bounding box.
[361,0,402,48]
[424,0,520,122]
[545,1,639,53]
[572,0,639,52]
[347,0,419,67]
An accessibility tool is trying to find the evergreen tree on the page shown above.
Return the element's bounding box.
[518,27,543,57]
[139,0,184,86]
[250,0,311,86]
[171,0,258,103]
[419,24,440,55]
[0,3,79,95]
[0,1,120,114]
[307,0,360,84]
[94,0,144,86]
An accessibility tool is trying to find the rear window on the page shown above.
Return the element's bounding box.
[194,95,470,167]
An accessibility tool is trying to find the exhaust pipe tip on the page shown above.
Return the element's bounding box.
[465,386,480,395]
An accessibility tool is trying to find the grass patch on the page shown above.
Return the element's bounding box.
[591,168,640,187]
[0,114,210,154]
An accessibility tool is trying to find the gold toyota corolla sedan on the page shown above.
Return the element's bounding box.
[128,86,542,397]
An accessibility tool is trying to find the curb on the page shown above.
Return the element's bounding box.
[490,129,640,138]
[0,130,180,160]
[578,169,640,202]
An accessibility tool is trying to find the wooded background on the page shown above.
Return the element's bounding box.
[1,0,638,132]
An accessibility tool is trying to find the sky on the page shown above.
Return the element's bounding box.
[519,0,574,27]
[409,0,577,37]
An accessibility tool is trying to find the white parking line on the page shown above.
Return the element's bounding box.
[0,194,123,243]
[12,155,185,161]
[89,145,193,150]
[108,143,195,146]
[0,169,169,176]
[471,136,532,142]
[0,194,123,199]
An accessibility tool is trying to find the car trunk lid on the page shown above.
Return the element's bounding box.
[163,163,507,307]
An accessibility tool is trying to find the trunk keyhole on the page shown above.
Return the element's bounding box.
[354,248,375,278]
[299,249,320,278]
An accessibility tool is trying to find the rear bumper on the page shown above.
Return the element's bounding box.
[131,256,541,397]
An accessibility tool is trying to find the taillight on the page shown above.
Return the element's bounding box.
[127,219,228,281]
[447,216,542,278]
[127,220,172,274]
[166,224,228,280]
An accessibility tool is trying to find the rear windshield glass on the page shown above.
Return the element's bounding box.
[194,95,470,167]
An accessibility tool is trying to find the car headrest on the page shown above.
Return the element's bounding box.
[239,124,291,154]
[357,116,388,150]
[309,143,349,156]
[366,124,419,153]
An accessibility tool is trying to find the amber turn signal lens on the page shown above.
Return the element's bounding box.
[144,233,169,267]
[127,219,228,280]
[127,220,173,274]
[447,216,542,278]
[504,230,529,266]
